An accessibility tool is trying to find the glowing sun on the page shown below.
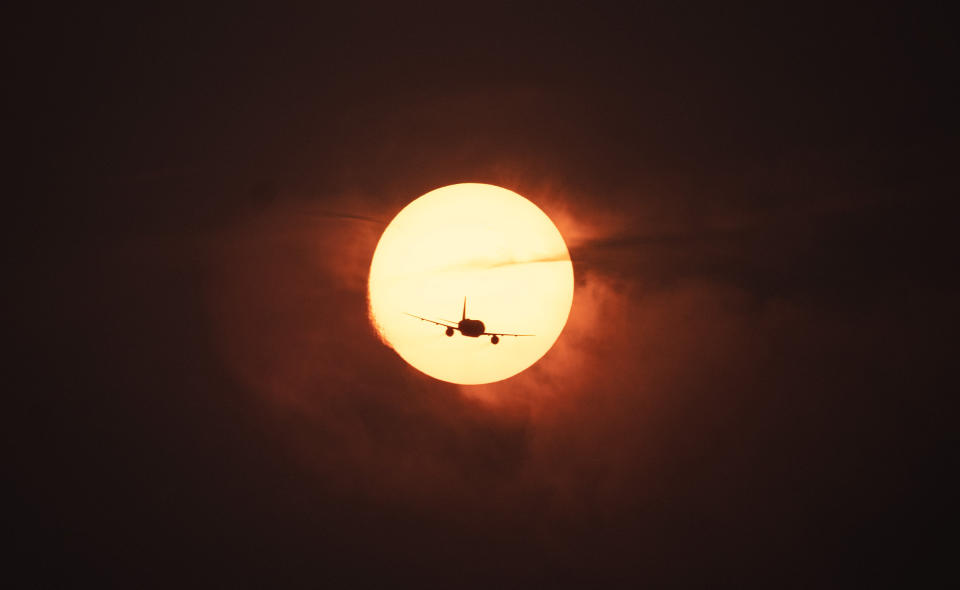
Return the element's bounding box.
[368,183,574,385]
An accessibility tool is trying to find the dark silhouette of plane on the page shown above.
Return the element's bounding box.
[405,297,534,344]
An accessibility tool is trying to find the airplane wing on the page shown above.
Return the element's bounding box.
[482,331,535,337]
[404,313,460,329]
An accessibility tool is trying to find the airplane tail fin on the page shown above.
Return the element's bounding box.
[462,296,467,321]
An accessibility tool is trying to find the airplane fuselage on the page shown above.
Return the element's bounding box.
[458,318,486,337]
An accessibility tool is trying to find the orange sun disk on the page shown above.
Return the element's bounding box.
[367,183,574,385]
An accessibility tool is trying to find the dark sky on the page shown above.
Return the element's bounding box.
[9,3,956,587]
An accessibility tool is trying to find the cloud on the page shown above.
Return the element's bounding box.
[185,174,951,584]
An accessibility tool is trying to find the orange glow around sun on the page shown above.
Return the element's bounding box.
[367,183,574,385]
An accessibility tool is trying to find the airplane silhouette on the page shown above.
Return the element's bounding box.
[405,297,534,344]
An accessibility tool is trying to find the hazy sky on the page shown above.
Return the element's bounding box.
[10,4,954,586]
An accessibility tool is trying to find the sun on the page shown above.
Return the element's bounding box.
[367,183,574,385]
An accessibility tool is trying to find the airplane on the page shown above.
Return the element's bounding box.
[405,297,534,344]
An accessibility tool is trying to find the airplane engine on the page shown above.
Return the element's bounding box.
[490,335,500,345]
[445,327,454,337]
